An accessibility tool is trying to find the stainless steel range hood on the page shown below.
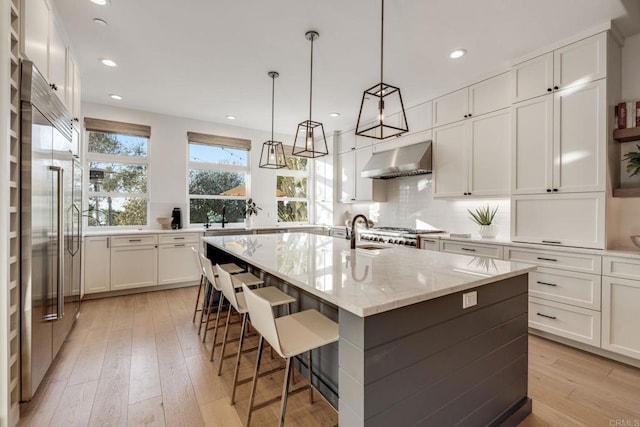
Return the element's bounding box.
[361,141,432,179]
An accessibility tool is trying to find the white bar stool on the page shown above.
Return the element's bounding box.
[214,264,296,403]
[191,247,243,336]
[241,283,339,426]
[199,254,265,358]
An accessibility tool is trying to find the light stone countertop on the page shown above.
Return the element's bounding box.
[417,232,640,260]
[83,223,326,237]
[203,232,535,317]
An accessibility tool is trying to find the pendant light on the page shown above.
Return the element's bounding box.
[292,31,329,158]
[259,71,288,169]
[355,0,408,140]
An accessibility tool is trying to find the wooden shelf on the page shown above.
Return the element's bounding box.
[614,127,640,143]
[613,188,640,197]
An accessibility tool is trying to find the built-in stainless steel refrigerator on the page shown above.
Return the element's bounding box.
[20,60,82,401]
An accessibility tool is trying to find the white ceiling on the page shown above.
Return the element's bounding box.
[51,0,640,138]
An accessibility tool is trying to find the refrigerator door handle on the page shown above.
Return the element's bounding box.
[71,204,80,256]
[50,165,65,320]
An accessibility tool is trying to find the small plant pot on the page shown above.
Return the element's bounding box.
[244,216,254,229]
[478,224,497,238]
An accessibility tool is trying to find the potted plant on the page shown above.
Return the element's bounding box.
[623,144,640,178]
[468,205,499,238]
[244,198,261,228]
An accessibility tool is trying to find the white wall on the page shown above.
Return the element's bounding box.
[616,32,640,249]
[334,176,511,238]
[83,102,297,229]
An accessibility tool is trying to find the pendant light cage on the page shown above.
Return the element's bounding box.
[355,0,409,140]
[292,30,329,158]
[259,71,288,169]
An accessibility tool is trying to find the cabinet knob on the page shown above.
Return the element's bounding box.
[547,88,552,92]
[464,115,468,118]
[468,113,472,117]
[552,188,558,192]
[546,189,552,192]
[49,83,58,91]
[553,86,559,90]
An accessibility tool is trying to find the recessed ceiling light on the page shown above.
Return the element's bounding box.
[329,112,340,118]
[225,115,236,120]
[449,49,467,59]
[100,58,117,67]
[109,94,122,100]
[90,0,110,5]
[93,18,108,26]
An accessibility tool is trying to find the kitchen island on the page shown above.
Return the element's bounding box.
[203,232,535,426]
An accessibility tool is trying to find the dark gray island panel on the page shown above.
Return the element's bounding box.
[339,274,531,426]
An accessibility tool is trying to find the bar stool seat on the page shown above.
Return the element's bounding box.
[192,247,244,336]
[232,272,264,288]
[242,283,339,426]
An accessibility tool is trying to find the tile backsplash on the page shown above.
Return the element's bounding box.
[335,175,511,239]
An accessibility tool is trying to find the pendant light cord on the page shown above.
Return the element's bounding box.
[271,74,275,142]
[309,34,314,123]
[380,0,384,86]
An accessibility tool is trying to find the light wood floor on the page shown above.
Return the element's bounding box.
[17,287,640,426]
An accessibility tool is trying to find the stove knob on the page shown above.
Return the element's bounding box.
[409,241,417,246]
[404,241,411,245]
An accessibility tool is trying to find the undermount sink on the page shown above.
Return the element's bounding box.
[356,243,392,250]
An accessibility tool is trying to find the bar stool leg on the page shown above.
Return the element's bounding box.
[230,313,249,405]
[197,279,210,336]
[209,295,225,361]
[192,274,204,322]
[308,350,314,404]
[202,286,218,342]
[279,357,293,427]
[247,336,265,427]
[217,306,233,375]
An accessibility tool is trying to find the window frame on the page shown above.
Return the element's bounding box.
[187,136,251,226]
[276,147,310,224]
[84,119,151,228]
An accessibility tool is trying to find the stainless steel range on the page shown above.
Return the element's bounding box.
[359,227,443,248]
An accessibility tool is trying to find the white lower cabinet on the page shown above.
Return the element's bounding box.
[111,244,158,291]
[84,232,201,295]
[440,240,503,259]
[602,256,640,360]
[511,192,605,249]
[505,246,602,347]
[529,297,601,346]
[419,237,440,251]
[84,236,111,294]
[158,233,201,285]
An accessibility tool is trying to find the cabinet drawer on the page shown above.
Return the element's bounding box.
[603,256,640,281]
[440,240,503,259]
[419,237,440,251]
[529,297,600,346]
[110,234,158,247]
[529,268,601,310]
[158,233,200,245]
[505,247,601,274]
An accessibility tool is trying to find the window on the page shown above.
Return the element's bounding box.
[277,148,309,223]
[84,118,151,227]
[187,132,251,225]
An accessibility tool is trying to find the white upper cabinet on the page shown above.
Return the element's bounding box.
[554,32,607,90]
[315,155,334,203]
[469,72,512,117]
[512,32,607,103]
[337,147,385,203]
[21,0,81,113]
[48,18,66,103]
[511,192,605,249]
[434,109,510,198]
[336,130,371,154]
[512,96,554,194]
[512,53,554,103]
[512,79,606,194]
[433,88,468,128]
[22,0,50,77]
[433,72,511,128]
